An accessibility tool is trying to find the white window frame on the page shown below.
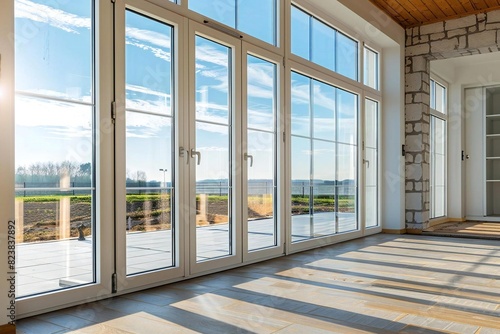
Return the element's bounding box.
[429,74,448,220]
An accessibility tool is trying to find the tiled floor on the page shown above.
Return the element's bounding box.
[17,234,500,333]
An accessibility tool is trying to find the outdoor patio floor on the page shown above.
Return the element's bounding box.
[17,213,356,297]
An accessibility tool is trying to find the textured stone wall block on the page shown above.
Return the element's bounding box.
[487,11,500,23]
[431,38,459,53]
[468,30,497,49]
[405,103,424,122]
[406,72,423,92]
[447,28,467,38]
[406,163,423,181]
[406,192,423,210]
[420,22,445,35]
[445,15,477,30]
[412,56,428,72]
[406,43,430,56]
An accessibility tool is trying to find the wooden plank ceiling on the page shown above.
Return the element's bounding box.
[368,0,500,27]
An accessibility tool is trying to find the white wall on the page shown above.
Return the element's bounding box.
[432,53,500,219]
[381,46,406,231]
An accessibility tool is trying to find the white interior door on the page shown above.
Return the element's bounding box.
[464,87,485,218]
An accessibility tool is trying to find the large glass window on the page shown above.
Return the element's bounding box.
[125,11,175,275]
[189,0,276,45]
[430,78,447,219]
[14,0,94,297]
[290,72,358,242]
[291,6,358,81]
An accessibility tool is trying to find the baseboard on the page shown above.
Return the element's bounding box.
[406,228,422,235]
[382,228,407,234]
[0,324,15,334]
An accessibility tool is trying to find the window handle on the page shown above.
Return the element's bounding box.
[244,153,254,167]
[180,147,189,165]
[363,159,370,168]
[191,149,201,165]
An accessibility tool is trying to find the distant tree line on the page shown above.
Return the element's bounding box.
[16,161,92,184]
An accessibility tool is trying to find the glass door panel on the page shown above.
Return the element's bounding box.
[194,35,233,263]
[125,10,175,275]
[14,0,95,297]
[245,54,278,252]
[365,99,379,228]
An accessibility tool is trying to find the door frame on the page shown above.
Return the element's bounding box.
[187,21,243,275]
[241,42,285,263]
[16,0,116,317]
[114,0,186,292]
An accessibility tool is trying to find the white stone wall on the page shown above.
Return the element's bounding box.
[405,10,500,231]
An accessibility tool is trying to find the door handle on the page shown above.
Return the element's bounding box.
[191,149,201,165]
[363,159,370,168]
[244,153,254,167]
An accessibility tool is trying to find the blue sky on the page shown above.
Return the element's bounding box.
[15,0,358,184]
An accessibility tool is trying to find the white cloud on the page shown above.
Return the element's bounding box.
[16,95,91,130]
[196,43,229,67]
[126,112,170,138]
[125,26,172,62]
[15,0,91,34]
[126,27,171,49]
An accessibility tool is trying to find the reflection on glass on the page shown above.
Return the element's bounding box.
[247,55,275,132]
[431,116,446,218]
[189,0,235,27]
[312,19,335,72]
[313,81,335,141]
[195,36,232,262]
[247,55,277,252]
[336,32,358,81]
[364,47,378,90]
[189,0,276,45]
[291,136,312,242]
[337,88,357,145]
[14,0,95,297]
[291,6,310,60]
[291,72,358,242]
[365,99,378,228]
[337,186,357,233]
[247,131,275,251]
[238,0,275,45]
[195,36,230,124]
[125,11,175,275]
[291,72,311,137]
[126,11,172,115]
[312,140,336,236]
[15,0,92,101]
[435,82,446,114]
[291,6,359,81]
